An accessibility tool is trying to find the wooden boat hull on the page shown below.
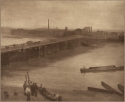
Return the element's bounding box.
[89,65,116,69]
[80,66,124,73]
[88,87,113,94]
[118,84,124,93]
[39,87,62,101]
[101,81,123,96]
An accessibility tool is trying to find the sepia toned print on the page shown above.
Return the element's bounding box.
[1,0,124,101]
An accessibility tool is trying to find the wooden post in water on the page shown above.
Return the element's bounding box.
[2,52,10,67]
[21,49,23,62]
[52,44,54,59]
[43,46,46,57]
[26,49,29,63]
[38,47,41,58]
[7,52,10,66]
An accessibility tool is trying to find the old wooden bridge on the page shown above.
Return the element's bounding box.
[1,35,101,67]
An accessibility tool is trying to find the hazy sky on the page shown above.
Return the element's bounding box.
[1,1,124,30]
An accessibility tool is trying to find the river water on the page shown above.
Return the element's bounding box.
[1,41,124,94]
[33,42,124,91]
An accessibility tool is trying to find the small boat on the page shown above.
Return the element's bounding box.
[101,81,116,91]
[101,81,123,96]
[118,84,124,93]
[89,65,116,69]
[39,87,62,101]
[88,87,113,94]
[80,66,124,73]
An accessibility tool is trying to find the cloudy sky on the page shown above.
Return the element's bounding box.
[1,0,124,30]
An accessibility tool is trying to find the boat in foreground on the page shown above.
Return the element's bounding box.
[88,87,113,94]
[101,81,123,96]
[118,84,124,93]
[39,87,62,101]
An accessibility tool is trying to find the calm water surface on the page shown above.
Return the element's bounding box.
[35,42,124,91]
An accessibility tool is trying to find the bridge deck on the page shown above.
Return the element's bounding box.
[1,35,84,53]
[1,34,101,53]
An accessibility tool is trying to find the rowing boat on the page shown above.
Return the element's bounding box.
[88,87,113,94]
[101,81,123,96]
[39,87,62,101]
[118,84,124,93]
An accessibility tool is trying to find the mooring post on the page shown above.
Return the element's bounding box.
[52,44,54,59]
[38,47,41,58]
[43,46,46,57]
[26,49,29,63]
[21,49,23,62]
[7,52,10,66]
